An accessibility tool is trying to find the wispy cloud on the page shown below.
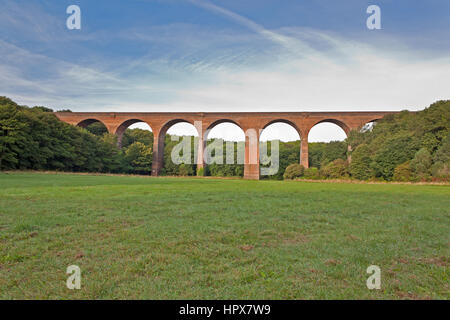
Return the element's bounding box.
[186,0,321,60]
[1,0,449,142]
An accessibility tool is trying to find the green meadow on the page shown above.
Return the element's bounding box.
[0,172,448,299]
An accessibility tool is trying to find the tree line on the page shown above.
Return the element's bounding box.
[1,97,448,181]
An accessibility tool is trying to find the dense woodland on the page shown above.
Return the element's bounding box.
[0,96,448,181]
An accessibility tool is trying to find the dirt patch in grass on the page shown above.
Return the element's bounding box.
[395,291,432,300]
[346,234,361,241]
[324,259,341,266]
[75,252,85,259]
[420,256,449,267]
[283,234,309,245]
[397,258,409,264]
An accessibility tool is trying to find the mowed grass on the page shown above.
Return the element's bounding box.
[0,172,448,300]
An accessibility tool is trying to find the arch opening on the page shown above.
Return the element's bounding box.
[204,121,246,177]
[308,121,348,143]
[206,121,245,142]
[260,122,301,180]
[116,119,152,136]
[161,120,198,176]
[307,121,349,170]
[114,119,154,175]
[117,119,153,149]
[260,121,301,142]
[77,119,108,136]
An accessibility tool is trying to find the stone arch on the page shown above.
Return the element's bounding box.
[259,120,302,178]
[205,119,244,139]
[153,119,199,176]
[76,118,108,130]
[202,119,246,177]
[261,119,302,141]
[311,119,350,136]
[159,119,198,143]
[205,119,245,141]
[307,119,351,144]
[76,118,109,137]
[115,119,152,136]
[307,119,351,168]
[114,119,152,148]
[301,119,351,169]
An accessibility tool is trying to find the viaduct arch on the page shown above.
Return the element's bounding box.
[54,111,397,180]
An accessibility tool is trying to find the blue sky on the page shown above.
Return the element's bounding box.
[1,0,449,141]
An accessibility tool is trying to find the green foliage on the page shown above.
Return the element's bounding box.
[196,167,204,176]
[283,163,304,180]
[274,140,299,179]
[162,135,197,176]
[431,161,449,179]
[393,162,412,182]
[372,133,420,180]
[308,141,347,169]
[349,144,372,180]
[432,133,450,164]
[122,128,154,148]
[205,139,244,177]
[124,142,152,174]
[98,134,124,173]
[348,100,449,181]
[0,97,127,173]
[430,133,450,179]
[32,106,53,113]
[410,148,432,180]
[178,163,194,176]
[304,167,320,179]
[85,122,108,136]
[320,159,349,179]
[0,101,26,169]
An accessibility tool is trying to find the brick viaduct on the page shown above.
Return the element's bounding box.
[54,111,397,179]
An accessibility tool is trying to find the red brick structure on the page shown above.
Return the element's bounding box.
[55,111,396,179]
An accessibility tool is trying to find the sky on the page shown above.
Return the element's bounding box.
[1,0,449,141]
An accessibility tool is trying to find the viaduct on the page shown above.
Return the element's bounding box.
[54,111,397,179]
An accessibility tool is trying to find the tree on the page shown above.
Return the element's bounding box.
[431,133,450,179]
[0,104,25,169]
[304,167,320,179]
[410,148,432,179]
[85,122,108,136]
[124,142,152,174]
[349,144,373,180]
[178,163,193,176]
[121,128,153,149]
[320,159,349,179]
[393,162,412,181]
[308,141,347,169]
[372,133,420,180]
[347,101,449,180]
[283,164,304,180]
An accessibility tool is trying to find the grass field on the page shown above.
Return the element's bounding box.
[0,172,448,299]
